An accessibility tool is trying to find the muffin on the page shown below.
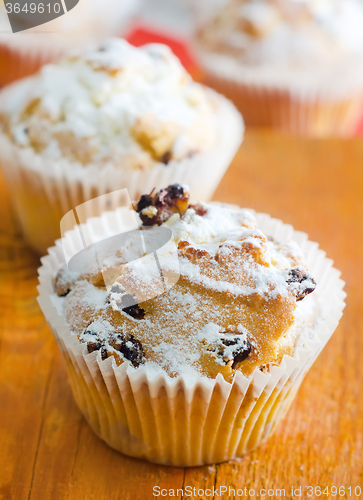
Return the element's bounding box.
[193,0,363,136]
[0,0,140,86]
[0,38,243,254]
[37,184,346,466]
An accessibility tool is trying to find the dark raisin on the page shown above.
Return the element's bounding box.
[101,347,109,360]
[110,333,145,367]
[54,266,77,296]
[214,334,253,369]
[221,338,240,347]
[82,327,104,354]
[135,183,189,226]
[87,340,103,354]
[230,340,253,369]
[164,184,185,200]
[107,288,145,320]
[286,267,316,301]
[123,303,145,320]
[161,151,172,164]
[137,194,154,213]
[117,334,145,368]
[106,281,125,304]
[121,294,145,319]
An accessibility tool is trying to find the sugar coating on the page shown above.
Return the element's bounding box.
[54,202,318,381]
[0,39,218,168]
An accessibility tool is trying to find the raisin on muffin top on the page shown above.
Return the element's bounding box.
[0,39,218,168]
[55,184,317,382]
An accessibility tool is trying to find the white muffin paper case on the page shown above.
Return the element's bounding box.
[196,52,363,136]
[0,78,243,255]
[37,206,346,467]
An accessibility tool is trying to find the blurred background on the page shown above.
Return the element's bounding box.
[0,1,362,498]
[1,0,363,136]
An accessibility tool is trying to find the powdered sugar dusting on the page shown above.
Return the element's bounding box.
[56,201,318,380]
[1,38,218,168]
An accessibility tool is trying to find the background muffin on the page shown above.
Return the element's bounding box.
[37,185,345,466]
[0,38,243,254]
[0,0,140,86]
[193,0,363,136]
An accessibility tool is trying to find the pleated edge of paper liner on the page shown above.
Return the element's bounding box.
[36,208,347,464]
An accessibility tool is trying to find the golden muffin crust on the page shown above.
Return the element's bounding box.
[0,39,218,169]
[55,185,317,382]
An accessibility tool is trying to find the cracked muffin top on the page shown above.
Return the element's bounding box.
[0,38,218,168]
[195,0,363,89]
[54,184,318,382]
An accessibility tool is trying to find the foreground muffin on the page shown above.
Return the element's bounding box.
[0,39,243,254]
[37,184,345,466]
[0,0,139,86]
[194,0,363,136]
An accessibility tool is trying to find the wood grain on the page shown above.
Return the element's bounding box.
[0,130,362,500]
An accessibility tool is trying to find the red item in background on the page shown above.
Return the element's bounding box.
[125,24,202,81]
[125,25,363,136]
[357,114,363,135]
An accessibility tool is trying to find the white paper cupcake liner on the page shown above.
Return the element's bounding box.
[0,79,243,255]
[197,52,363,136]
[37,208,346,466]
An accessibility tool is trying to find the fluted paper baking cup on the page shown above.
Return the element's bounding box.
[198,54,363,137]
[0,79,243,255]
[37,208,346,466]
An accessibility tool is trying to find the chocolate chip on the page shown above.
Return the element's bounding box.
[286,267,316,301]
[135,183,189,226]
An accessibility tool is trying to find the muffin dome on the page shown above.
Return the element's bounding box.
[55,185,318,382]
[196,0,363,91]
[0,38,218,168]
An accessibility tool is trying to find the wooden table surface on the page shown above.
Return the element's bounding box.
[0,130,362,500]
